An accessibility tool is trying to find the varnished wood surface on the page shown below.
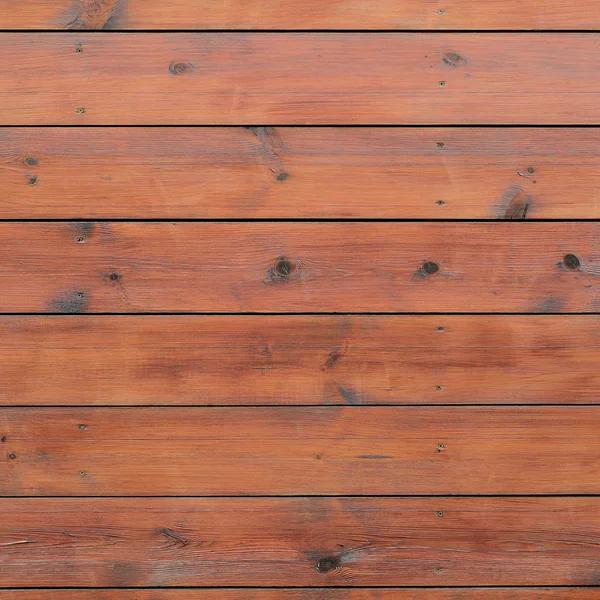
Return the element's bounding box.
[0,222,596,313]
[0,0,599,30]
[3,406,600,495]
[1,590,599,599]
[2,34,600,124]
[4,127,600,219]
[2,315,600,405]
[1,497,600,586]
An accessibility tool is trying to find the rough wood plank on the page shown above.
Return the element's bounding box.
[1,34,599,124]
[1,497,600,586]
[4,127,600,219]
[2,315,600,405]
[3,406,600,495]
[0,222,596,313]
[1,590,598,599]
[0,0,599,30]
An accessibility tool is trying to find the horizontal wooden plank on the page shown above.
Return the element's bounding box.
[4,589,589,598]
[1,34,599,124]
[1,0,600,30]
[0,222,596,313]
[1,497,600,586]
[4,127,600,219]
[3,406,600,495]
[2,315,600,405]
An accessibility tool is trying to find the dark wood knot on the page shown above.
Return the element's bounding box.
[169,61,193,75]
[563,253,581,271]
[422,261,440,275]
[316,556,339,573]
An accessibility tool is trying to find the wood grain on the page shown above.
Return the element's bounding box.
[0,0,599,30]
[3,406,600,495]
[0,222,597,313]
[1,590,598,600]
[1,497,600,586]
[2,315,600,405]
[4,127,600,219]
[1,34,600,124]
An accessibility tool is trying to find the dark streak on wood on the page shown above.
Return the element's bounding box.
[157,528,189,548]
[500,185,531,219]
[333,381,360,405]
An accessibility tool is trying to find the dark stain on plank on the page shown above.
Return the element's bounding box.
[62,0,125,30]
[107,560,141,586]
[47,290,88,313]
[534,297,565,313]
[71,221,96,243]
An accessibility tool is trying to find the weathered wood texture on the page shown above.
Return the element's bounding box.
[1,34,599,124]
[0,0,598,30]
[1,591,598,600]
[2,315,600,405]
[1,497,600,586]
[3,406,600,495]
[0,222,596,313]
[4,127,600,219]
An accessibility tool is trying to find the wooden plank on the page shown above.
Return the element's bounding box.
[0,222,597,313]
[4,127,600,219]
[1,497,600,586]
[1,0,599,30]
[2,315,600,406]
[3,406,600,495]
[1,34,599,124]
[0,586,591,595]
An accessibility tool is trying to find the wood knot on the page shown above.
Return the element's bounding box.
[563,253,581,271]
[422,261,440,275]
[169,61,193,75]
[24,157,38,167]
[8,453,16,460]
[276,172,290,182]
[316,556,339,573]
[442,50,467,68]
[264,256,301,283]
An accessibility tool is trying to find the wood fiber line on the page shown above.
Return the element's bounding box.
[1,0,600,29]
[1,34,600,124]
[3,406,600,495]
[0,222,596,313]
[1,590,599,599]
[0,498,600,586]
[3,127,600,219]
[1,315,599,405]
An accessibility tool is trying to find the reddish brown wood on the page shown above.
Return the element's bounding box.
[1,34,599,124]
[3,406,600,495]
[0,497,599,586]
[1,315,599,405]
[0,222,595,313]
[0,0,598,29]
[3,127,600,219]
[0,590,598,599]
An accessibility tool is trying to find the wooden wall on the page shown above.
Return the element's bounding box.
[1,1,600,598]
